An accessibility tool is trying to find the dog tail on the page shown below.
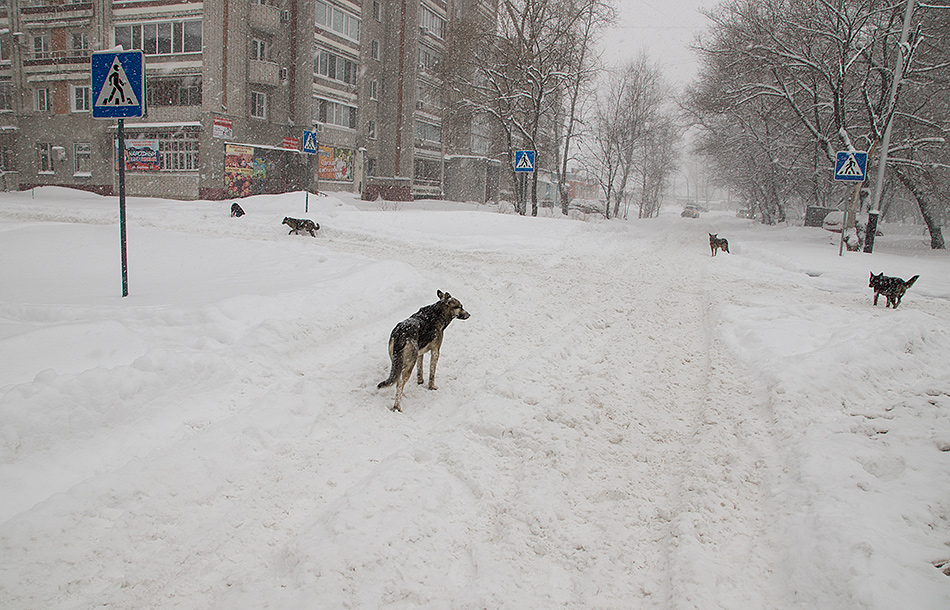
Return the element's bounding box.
[378,336,401,388]
[905,275,920,288]
[377,366,397,389]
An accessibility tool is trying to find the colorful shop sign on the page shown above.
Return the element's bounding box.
[225,144,254,198]
[317,146,353,181]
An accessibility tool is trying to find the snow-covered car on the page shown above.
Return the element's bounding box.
[736,208,754,219]
[822,210,844,233]
[681,205,700,218]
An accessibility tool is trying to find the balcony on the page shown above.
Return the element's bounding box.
[248,60,280,87]
[249,3,282,34]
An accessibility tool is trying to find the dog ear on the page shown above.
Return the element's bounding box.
[438,290,445,300]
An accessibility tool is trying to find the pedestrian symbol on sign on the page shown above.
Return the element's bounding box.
[834,151,868,182]
[92,50,145,119]
[96,57,139,107]
[514,150,535,172]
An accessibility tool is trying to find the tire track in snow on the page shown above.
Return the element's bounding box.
[322,223,782,607]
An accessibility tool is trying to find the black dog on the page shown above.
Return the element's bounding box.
[230,202,245,217]
[282,216,319,237]
[869,272,919,309]
[709,233,730,256]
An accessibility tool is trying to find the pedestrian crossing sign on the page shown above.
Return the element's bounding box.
[92,50,146,119]
[514,150,535,172]
[834,151,868,182]
[301,130,319,154]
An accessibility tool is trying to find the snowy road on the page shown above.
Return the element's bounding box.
[2,189,948,609]
[324,220,784,607]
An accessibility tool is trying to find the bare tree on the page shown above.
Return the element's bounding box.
[637,115,679,218]
[552,0,614,215]
[587,54,674,219]
[448,0,609,216]
[688,0,949,247]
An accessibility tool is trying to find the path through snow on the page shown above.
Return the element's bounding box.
[2,190,948,609]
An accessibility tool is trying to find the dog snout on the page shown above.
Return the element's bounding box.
[459,310,470,320]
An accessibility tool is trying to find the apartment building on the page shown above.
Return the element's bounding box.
[0,0,497,202]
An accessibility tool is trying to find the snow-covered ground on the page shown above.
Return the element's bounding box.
[1,187,949,609]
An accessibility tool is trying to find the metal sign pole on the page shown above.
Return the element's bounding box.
[92,49,144,297]
[118,118,128,297]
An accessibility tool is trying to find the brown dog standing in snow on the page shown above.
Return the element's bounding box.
[378,290,470,412]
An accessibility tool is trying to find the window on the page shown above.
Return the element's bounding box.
[0,37,10,63]
[251,38,268,61]
[251,91,267,119]
[122,130,200,171]
[37,143,52,173]
[415,120,441,143]
[71,86,91,112]
[314,97,356,129]
[0,84,12,112]
[418,44,441,73]
[115,20,202,55]
[314,48,358,85]
[370,79,378,100]
[33,35,50,60]
[0,146,15,172]
[159,131,199,170]
[370,40,379,60]
[146,76,202,107]
[74,142,92,175]
[71,32,89,57]
[315,1,360,41]
[420,5,446,39]
[367,158,376,177]
[373,1,381,21]
[368,120,376,139]
[35,88,49,112]
[414,157,442,183]
[179,78,201,106]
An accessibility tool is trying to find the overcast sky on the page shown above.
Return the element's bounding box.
[598,0,716,88]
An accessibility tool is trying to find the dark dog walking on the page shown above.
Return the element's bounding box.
[378,290,471,412]
[230,202,245,217]
[282,216,319,237]
[869,272,919,309]
[709,233,730,256]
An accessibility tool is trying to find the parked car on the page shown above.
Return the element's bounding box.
[821,210,844,232]
[736,208,755,219]
[681,204,700,218]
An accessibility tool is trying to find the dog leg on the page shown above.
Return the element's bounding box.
[428,349,440,390]
[873,292,880,306]
[416,353,426,384]
[394,368,412,412]
[393,345,417,411]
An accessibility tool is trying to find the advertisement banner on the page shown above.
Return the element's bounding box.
[252,156,267,180]
[225,144,254,198]
[213,116,233,139]
[318,145,353,181]
[124,139,160,171]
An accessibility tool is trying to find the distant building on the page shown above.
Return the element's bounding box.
[0,0,497,202]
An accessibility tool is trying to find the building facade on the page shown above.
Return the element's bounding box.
[0,0,497,202]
